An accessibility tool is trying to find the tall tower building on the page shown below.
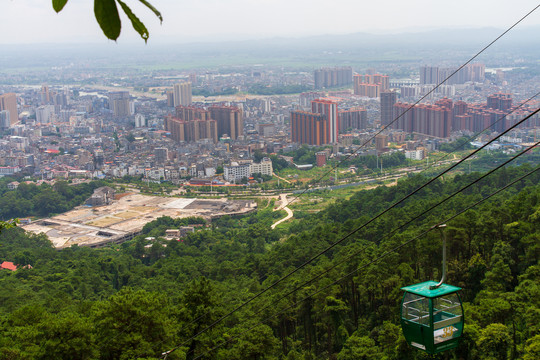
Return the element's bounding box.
[173,82,192,107]
[209,106,243,140]
[135,113,146,128]
[291,111,327,145]
[108,91,131,117]
[339,107,367,130]
[420,66,439,85]
[314,67,353,89]
[312,98,339,143]
[166,91,174,107]
[0,111,10,129]
[155,148,169,164]
[164,115,218,143]
[380,91,398,127]
[487,93,512,111]
[353,74,388,98]
[176,105,209,121]
[36,105,55,124]
[0,93,18,125]
[40,85,53,104]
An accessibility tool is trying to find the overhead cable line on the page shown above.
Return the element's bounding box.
[190,161,540,360]
[161,107,539,358]
[161,5,540,355]
[180,130,540,342]
[157,12,540,355]
[279,2,540,211]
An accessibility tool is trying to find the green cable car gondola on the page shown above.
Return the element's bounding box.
[400,224,464,354]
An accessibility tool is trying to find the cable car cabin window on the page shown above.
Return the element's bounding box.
[433,293,463,344]
[402,292,430,326]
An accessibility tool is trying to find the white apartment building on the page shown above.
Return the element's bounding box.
[224,158,273,182]
[224,162,251,182]
[250,157,273,176]
[405,148,425,160]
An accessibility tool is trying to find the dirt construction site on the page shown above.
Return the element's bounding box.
[23,194,256,249]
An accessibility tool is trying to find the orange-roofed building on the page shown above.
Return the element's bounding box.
[1,261,17,271]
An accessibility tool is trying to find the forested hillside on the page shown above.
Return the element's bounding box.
[0,180,107,220]
[0,165,538,360]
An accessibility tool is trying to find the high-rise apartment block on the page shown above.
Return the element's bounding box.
[0,111,10,129]
[312,99,339,143]
[166,91,174,107]
[354,74,389,98]
[375,134,388,152]
[299,92,326,108]
[314,67,353,89]
[291,98,339,145]
[173,82,192,107]
[40,85,52,104]
[165,115,218,144]
[36,105,55,124]
[165,104,243,143]
[209,106,243,140]
[487,93,512,111]
[419,66,439,85]
[291,111,328,145]
[0,93,18,125]
[339,107,367,130]
[108,91,131,117]
[391,93,528,138]
[176,106,210,121]
[380,91,398,127]
[420,63,485,85]
[155,148,169,164]
[392,99,452,138]
[134,114,146,128]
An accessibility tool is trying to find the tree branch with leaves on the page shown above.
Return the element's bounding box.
[52,0,162,42]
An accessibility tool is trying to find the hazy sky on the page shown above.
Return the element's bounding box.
[2,0,540,44]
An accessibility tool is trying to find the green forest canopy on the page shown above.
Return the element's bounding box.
[0,164,538,359]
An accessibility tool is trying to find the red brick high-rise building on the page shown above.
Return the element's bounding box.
[291,98,340,145]
[312,98,339,143]
[316,152,327,167]
[176,105,210,121]
[487,93,512,111]
[354,74,389,98]
[392,93,537,137]
[291,111,328,145]
[392,101,452,138]
[164,115,218,143]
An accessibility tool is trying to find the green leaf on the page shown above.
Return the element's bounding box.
[52,0,69,13]
[116,0,149,43]
[137,0,163,23]
[94,0,122,41]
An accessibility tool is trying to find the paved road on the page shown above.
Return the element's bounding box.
[271,193,294,229]
[273,172,292,184]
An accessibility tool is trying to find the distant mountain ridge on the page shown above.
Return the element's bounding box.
[1,26,539,70]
